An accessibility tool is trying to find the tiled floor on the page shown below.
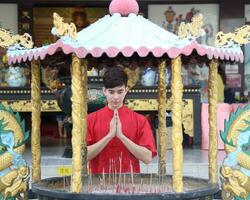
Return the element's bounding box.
[23,137,226,180]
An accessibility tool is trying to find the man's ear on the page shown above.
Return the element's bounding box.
[125,86,129,94]
[102,87,107,96]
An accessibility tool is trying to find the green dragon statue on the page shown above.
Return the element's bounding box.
[0,103,29,200]
[220,104,250,200]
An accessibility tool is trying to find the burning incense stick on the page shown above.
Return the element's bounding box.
[102,168,105,189]
[89,168,92,192]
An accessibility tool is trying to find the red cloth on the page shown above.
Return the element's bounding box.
[87,105,157,174]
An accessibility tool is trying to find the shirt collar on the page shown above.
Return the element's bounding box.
[105,104,126,116]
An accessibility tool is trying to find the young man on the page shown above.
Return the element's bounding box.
[87,67,157,174]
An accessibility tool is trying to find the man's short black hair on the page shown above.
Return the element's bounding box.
[103,67,128,89]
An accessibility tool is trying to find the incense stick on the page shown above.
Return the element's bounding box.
[130,160,134,193]
[109,159,111,185]
[118,152,122,187]
[102,168,105,189]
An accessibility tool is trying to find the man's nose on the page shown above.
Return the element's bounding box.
[113,93,119,99]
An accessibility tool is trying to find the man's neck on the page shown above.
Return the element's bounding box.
[108,104,123,110]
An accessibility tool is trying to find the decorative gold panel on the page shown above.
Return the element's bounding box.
[0,100,61,112]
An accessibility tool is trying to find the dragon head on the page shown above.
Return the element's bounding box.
[0,130,15,149]
[220,105,250,150]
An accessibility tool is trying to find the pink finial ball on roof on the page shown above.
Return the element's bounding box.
[109,0,139,16]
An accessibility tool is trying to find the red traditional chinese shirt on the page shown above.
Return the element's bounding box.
[87,105,157,174]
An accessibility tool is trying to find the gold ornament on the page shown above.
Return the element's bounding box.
[2,55,7,64]
[31,59,41,182]
[41,66,60,91]
[0,100,60,112]
[215,25,250,48]
[81,59,88,175]
[0,28,33,49]
[0,166,29,199]
[208,59,218,184]
[0,111,25,171]
[70,54,83,192]
[171,56,184,192]
[221,166,250,200]
[124,67,141,89]
[178,14,204,39]
[157,60,167,176]
[0,103,30,199]
[220,104,250,199]
[182,100,193,137]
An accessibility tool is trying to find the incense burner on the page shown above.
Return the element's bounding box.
[32,175,219,200]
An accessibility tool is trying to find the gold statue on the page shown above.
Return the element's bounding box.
[52,12,78,40]
[41,66,60,90]
[0,166,29,199]
[220,105,250,200]
[0,103,30,200]
[0,28,33,49]
[221,166,250,199]
[124,67,141,89]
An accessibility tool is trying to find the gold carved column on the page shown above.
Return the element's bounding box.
[81,59,88,175]
[208,59,218,184]
[31,59,41,182]
[158,60,167,175]
[71,53,84,192]
[171,56,183,192]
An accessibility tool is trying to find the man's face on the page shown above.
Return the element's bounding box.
[103,85,128,110]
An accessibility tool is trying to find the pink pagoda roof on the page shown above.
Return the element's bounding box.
[7,0,243,64]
